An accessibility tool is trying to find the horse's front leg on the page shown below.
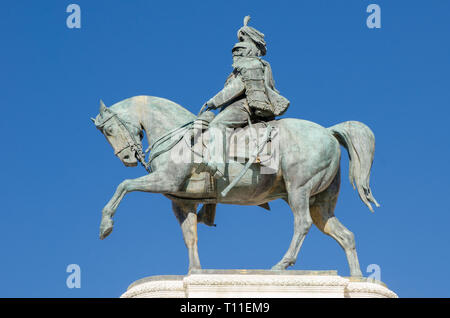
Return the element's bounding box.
[99,172,179,240]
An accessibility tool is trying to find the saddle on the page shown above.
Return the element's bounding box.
[189,111,276,169]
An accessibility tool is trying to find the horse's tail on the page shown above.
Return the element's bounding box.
[328,121,380,212]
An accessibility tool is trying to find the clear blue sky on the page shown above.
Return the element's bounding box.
[0,0,449,297]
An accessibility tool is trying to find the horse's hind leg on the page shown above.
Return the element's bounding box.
[310,170,363,277]
[272,184,313,270]
[171,200,201,272]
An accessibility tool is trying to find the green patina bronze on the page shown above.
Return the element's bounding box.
[91,17,380,276]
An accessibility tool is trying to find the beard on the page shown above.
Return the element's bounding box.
[232,55,256,69]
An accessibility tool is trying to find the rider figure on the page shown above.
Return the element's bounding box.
[203,16,290,177]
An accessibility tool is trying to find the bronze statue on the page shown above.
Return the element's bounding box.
[92,17,380,277]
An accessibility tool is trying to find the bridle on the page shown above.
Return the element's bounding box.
[95,108,151,173]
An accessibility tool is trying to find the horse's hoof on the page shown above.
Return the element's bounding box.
[350,271,363,278]
[99,227,112,240]
[99,218,114,240]
[188,265,202,275]
[271,258,295,270]
[271,263,287,271]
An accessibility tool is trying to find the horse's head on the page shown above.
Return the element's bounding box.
[92,100,144,167]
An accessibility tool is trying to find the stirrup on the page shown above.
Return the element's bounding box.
[207,163,225,179]
[196,162,224,179]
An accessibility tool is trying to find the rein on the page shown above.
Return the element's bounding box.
[145,118,211,166]
[96,107,206,173]
[96,109,151,173]
[145,121,195,165]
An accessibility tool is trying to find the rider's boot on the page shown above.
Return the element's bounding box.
[202,126,226,179]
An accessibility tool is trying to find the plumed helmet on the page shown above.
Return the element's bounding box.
[236,16,267,56]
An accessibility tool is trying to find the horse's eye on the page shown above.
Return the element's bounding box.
[105,126,114,136]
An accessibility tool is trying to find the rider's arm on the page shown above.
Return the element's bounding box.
[206,76,245,109]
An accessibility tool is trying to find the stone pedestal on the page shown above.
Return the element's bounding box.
[120,270,398,298]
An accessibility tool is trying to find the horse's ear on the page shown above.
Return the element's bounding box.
[91,117,96,124]
[99,100,107,114]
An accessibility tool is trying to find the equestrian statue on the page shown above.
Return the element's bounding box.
[91,16,380,276]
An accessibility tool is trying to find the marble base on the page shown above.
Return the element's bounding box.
[120,270,398,298]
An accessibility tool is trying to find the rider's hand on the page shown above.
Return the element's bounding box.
[206,99,216,110]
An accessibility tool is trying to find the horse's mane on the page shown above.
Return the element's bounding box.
[110,95,196,126]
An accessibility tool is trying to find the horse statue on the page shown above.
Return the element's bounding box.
[91,95,380,277]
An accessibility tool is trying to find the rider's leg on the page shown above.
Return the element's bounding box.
[206,101,250,177]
